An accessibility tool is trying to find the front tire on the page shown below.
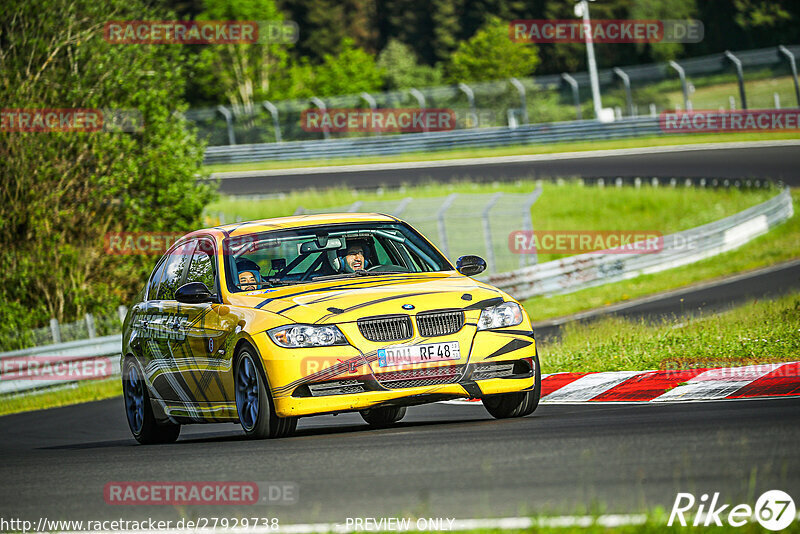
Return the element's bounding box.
[360,406,406,427]
[482,354,541,419]
[123,358,180,444]
[235,348,297,439]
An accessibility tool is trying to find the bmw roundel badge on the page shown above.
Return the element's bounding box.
[402,304,415,310]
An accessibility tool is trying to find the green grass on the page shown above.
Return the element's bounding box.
[0,378,121,417]
[522,189,800,321]
[207,181,776,262]
[204,131,800,173]
[539,292,800,374]
[663,74,800,111]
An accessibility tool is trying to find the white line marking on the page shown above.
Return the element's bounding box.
[210,139,800,179]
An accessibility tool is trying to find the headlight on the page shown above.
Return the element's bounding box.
[477,302,523,330]
[268,325,348,348]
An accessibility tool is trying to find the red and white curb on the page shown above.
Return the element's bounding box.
[446,362,800,404]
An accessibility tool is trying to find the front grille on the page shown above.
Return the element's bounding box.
[416,310,465,337]
[358,315,413,342]
[375,364,462,389]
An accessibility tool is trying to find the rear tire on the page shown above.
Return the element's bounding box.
[123,358,181,444]
[360,406,407,427]
[482,354,541,419]
[235,348,297,439]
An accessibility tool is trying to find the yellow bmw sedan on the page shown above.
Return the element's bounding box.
[121,213,540,444]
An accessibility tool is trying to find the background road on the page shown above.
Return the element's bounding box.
[534,259,800,340]
[0,398,798,525]
[212,144,800,195]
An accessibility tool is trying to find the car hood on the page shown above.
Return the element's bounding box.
[227,271,507,324]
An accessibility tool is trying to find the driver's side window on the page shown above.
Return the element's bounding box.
[186,239,216,293]
[157,242,192,301]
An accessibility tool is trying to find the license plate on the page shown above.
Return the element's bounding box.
[377,341,460,368]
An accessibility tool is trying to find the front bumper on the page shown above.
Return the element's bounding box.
[252,321,537,418]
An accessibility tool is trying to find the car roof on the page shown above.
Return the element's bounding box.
[210,212,400,238]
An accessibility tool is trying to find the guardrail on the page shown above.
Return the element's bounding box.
[0,335,121,395]
[191,44,800,150]
[485,187,793,299]
[204,116,665,164]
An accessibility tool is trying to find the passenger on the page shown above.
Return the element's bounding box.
[235,258,262,291]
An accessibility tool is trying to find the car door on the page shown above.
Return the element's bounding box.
[170,237,239,413]
[141,241,196,408]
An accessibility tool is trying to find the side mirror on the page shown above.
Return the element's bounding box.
[175,282,214,304]
[456,255,487,276]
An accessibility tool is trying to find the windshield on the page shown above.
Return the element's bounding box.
[223,222,453,293]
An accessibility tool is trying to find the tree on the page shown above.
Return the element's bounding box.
[196,0,291,113]
[310,39,385,96]
[445,16,539,83]
[377,40,443,90]
[0,0,214,339]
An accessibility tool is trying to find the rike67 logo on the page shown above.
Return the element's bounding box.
[669,490,796,531]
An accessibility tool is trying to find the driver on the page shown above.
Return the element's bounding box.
[340,239,370,272]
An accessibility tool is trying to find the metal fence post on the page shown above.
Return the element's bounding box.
[216,105,236,145]
[481,193,503,274]
[347,201,363,212]
[409,88,428,133]
[612,67,634,117]
[310,97,330,140]
[561,73,582,120]
[85,313,96,338]
[360,92,379,136]
[437,194,458,257]
[50,318,61,344]
[457,83,477,128]
[262,101,282,143]
[509,78,528,125]
[117,305,128,323]
[521,184,543,267]
[724,50,748,110]
[668,60,690,111]
[778,45,800,107]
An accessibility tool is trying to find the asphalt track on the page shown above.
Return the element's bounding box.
[212,143,800,195]
[1,260,799,526]
[1,397,799,525]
